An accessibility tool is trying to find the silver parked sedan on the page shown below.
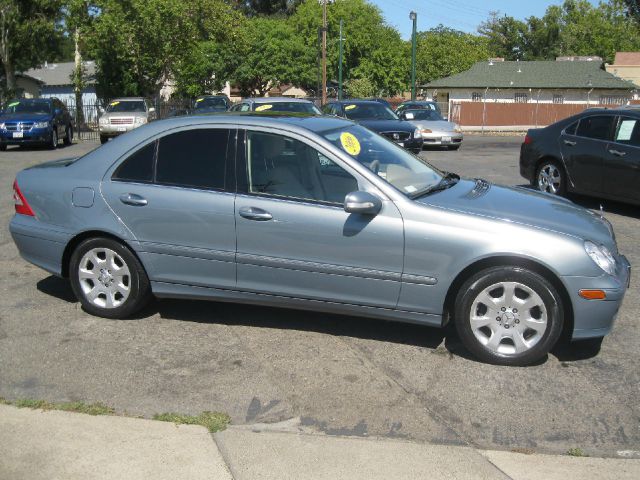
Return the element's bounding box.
[400,108,463,150]
[10,114,629,366]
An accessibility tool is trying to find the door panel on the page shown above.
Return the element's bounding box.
[101,128,237,289]
[603,116,640,201]
[235,129,404,308]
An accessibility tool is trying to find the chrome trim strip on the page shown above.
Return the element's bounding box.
[237,252,402,282]
[401,273,438,286]
[140,241,235,263]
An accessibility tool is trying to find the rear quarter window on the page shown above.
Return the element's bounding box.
[112,141,156,183]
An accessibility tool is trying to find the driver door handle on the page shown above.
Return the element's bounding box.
[563,139,576,146]
[119,193,148,206]
[239,206,273,221]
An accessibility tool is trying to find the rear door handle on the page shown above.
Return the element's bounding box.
[119,193,148,206]
[608,149,627,157]
[239,206,272,221]
[563,139,576,146]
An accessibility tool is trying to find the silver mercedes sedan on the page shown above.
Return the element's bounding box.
[10,114,630,366]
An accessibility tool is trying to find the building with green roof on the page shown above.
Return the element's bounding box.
[423,60,637,108]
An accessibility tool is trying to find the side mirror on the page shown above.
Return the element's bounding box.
[402,112,414,120]
[344,191,382,215]
[148,107,156,113]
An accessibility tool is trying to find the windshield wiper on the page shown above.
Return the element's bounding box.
[409,172,460,199]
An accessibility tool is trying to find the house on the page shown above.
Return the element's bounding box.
[24,60,97,107]
[605,52,640,87]
[423,60,637,129]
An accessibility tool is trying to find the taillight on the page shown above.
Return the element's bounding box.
[523,134,532,145]
[13,180,35,217]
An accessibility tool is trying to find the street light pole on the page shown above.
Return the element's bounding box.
[322,0,328,105]
[338,19,343,101]
[410,11,417,101]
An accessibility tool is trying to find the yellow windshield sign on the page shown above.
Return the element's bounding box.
[340,132,361,156]
[7,102,19,107]
[255,104,273,112]
[345,104,356,111]
[110,101,120,106]
[196,98,204,102]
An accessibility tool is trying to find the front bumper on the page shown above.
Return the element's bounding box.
[421,132,463,147]
[564,254,631,340]
[0,127,51,145]
[99,124,141,137]
[397,137,423,153]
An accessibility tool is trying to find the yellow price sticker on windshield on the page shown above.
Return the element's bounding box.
[195,98,204,102]
[8,102,19,107]
[255,104,273,112]
[345,104,356,111]
[110,101,120,106]
[340,132,361,156]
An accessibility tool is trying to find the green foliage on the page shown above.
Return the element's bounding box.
[11,398,115,415]
[346,77,375,98]
[153,411,231,433]
[415,26,491,85]
[566,447,588,457]
[233,0,303,16]
[479,0,640,63]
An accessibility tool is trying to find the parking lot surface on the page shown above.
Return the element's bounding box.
[0,136,638,457]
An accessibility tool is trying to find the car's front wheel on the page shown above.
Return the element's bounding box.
[454,266,563,366]
[63,124,73,146]
[0,143,6,151]
[100,135,108,144]
[69,237,152,319]
[49,129,58,150]
[535,160,565,195]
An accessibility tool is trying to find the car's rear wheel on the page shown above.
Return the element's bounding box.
[454,266,563,366]
[0,143,6,151]
[49,129,58,150]
[69,237,152,319]
[535,160,565,195]
[63,124,73,146]
[100,135,108,144]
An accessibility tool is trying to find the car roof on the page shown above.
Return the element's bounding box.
[247,97,315,104]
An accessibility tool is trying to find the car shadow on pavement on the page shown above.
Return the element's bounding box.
[36,276,77,303]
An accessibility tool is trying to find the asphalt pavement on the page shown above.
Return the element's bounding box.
[0,136,638,458]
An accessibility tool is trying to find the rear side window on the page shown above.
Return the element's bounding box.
[576,115,615,141]
[614,117,640,147]
[113,141,155,183]
[564,121,578,136]
[156,129,229,190]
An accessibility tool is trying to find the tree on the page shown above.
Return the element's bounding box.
[233,0,303,16]
[478,12,528,60]
[415,26,491,85]
[625,0,640,20]
[0,0,62,98]
[346,77,374,98]
[232,16,315,96]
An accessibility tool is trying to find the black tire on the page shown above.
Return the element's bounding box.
[447,145,460,151]
[69,237,152,319]
[63,124,73,146]
[49,129,58,149]
[453,266,564,366]
[0,143,6,151]
[535,160,566,196]
[100,135,108,144]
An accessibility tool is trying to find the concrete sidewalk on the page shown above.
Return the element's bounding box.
[1,404,639,480]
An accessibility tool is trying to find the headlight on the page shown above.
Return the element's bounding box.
[584,241,616,275]
[413,128,422,139]
[420,128,432,134]
[99,117,108,125]
[454,124,462,133]
[0,122,5,130]
[135,117,147,125]
[34,121,49,128]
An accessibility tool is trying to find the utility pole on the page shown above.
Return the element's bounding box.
[410,11,417,101]
[338,19,343,101]
[322,0,328,105]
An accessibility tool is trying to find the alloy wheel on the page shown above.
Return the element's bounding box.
[469,281,547,356]
[537,164,562,194]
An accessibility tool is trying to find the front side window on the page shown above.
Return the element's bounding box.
[320,124,442,197]
[156,129,229,190]
[246,131,358,204]
[576,115,615,141]
[614,117,640,147]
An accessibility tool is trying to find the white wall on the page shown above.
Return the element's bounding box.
[430,88,633,105]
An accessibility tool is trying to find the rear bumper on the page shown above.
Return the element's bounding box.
[9,214,72,277]
[563,255,631,340]
[519,143,537,181]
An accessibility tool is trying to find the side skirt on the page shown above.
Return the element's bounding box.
[151,281,443,328]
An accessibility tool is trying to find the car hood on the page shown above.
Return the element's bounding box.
[0,112,51,122]
[411,120,457,132]
[415,178,615,248]
[356,119,415,132]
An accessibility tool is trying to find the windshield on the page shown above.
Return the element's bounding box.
[252,102,321,114]
[106,100,146,113]
[343,103,398,121]
[195,97,227,109]
[320,124,443,196]
[3,100,51,115]
[407,109,444,121]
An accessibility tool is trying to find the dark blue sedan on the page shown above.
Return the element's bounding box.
[0,98,73,150]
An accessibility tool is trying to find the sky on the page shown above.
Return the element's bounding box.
[374,0,598,39]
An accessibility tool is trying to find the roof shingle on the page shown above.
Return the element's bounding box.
[24,61,96,87]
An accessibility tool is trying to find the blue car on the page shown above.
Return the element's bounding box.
[0,98,73,150]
